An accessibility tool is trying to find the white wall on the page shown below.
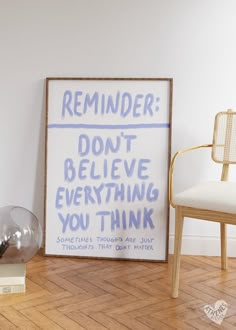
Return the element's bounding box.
[1,0,236,255]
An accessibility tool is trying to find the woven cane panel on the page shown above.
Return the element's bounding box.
[212,111,236,163]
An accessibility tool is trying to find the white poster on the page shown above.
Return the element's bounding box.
[44,78,172,261]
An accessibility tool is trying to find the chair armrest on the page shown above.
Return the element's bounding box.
[169,144,213,208]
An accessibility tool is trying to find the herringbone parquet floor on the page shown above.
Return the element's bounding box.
[1,252,236,329]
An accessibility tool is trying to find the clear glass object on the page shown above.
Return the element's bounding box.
[0,206,42,264]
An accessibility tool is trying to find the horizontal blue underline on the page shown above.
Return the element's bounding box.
[48,123,170,129]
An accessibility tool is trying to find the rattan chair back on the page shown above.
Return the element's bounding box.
[212,110,236,164]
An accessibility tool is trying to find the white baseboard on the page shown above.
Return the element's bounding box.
[169,235,236,257]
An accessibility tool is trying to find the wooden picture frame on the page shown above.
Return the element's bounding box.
[44,78,173,261]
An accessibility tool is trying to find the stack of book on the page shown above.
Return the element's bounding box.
[0,264,25,294]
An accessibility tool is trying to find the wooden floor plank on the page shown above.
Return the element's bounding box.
[0,290,51,308]
[90,311,130,330]
[65,311,108,330]
[0,306,40,329]
[85,277,128,298]
[138,315,176,330]
[0,313,18,329]
[110,313,153,330]
[20,307,63,329]
[13,292,72,311]
[66,275,108,296]
[152,299,204,321]
[0,253,236,329]
[43,309,87,330]
[107,278,151,299]
[58,293,114,313]
[36,293,95,313]
[107,297,161,316]
[191,282,236,306]
[80,295,138,315]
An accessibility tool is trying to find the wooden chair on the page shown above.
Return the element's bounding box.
[169,109,236,298]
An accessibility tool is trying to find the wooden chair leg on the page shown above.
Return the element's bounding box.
[171,206,184,298]
[220,223,227,270]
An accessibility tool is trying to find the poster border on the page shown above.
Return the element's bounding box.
[44,77,173,262]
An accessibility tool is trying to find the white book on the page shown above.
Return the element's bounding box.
[0,264,25,286]
[0,284,25,294]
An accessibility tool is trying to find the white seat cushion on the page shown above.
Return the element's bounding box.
[174,181,236,214]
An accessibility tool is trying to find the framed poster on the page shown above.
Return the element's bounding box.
[44,78,173,261]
